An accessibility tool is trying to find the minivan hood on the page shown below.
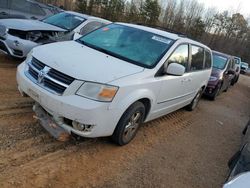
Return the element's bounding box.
[32,41,144,83]
[0,19,66,31]
[211,67,223,77]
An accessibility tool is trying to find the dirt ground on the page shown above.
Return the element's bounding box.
[0,54,249,188]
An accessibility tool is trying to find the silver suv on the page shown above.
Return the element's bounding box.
[0,0,62,20]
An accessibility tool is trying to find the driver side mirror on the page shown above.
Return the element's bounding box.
[164,63,185,76]
[73,32,82,40]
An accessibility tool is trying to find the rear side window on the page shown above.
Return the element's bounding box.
[10,0,29,12]
[80,21,105,36]
[0,0,8,8]
[29,4,46,16]
[204,50,212,69]
[227,59,233,70]
[190,45,204,71]
[167,44,189,71]
[10,0,45,16]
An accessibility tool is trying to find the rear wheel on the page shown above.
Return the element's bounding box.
[112,101,145,146]
[186,88,203,111]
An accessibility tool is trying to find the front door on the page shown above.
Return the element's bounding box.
[156,44,193,116]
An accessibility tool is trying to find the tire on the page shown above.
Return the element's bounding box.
[112,101,145,146]
[186,88,203,111]
[231,77,236,86]
[224,80,231,92]
[235,75,239,83]
[210,82,222,100]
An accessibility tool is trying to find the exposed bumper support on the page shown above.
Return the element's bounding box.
[33,103,70,142]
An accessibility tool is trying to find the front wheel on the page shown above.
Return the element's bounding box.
[186,88,203,111]
[112,101,145,146]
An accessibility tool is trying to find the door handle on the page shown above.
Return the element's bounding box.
[181,78,192,83]
[0,12,7,15]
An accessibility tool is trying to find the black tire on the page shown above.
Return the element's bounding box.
[231,76,236,86]
[186,88,203,111]
[224,80,231,92]
[235,75,239,83]
[210,82,222,100]
[112,101,145,146]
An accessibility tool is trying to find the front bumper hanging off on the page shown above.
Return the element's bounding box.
[33,103,70,142]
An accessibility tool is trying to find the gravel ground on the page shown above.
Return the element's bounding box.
[0,54,249,188]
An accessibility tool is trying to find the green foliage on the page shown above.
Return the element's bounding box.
[140,0,161,25]
[71,0,250,62]
[188,17,205,39]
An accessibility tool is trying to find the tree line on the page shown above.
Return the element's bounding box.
[39,0,250,64]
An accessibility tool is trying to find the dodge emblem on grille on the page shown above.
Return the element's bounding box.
[38,66,51,84]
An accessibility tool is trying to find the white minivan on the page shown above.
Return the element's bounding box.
[17,23,212,145]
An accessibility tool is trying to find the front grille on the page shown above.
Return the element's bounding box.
[12,49,23,56]
[31,57,45,70]
[47,69,74,85]
[26,57,75,95]
[0,41,8,53]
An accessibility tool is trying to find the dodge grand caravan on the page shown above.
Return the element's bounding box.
[17,23,212,145]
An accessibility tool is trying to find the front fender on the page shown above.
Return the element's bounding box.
[109,88,156,118]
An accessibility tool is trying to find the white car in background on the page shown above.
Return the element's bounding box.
[0,11,110,58]
[17,23,212,145]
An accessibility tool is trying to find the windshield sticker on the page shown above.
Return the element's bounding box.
[152,36,172,44]
[102,27,110,31]
[74,16,85,21]
[218,56,227,61]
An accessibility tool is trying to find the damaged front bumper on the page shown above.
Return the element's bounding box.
[17,62,123,139]
[33,103,70,141]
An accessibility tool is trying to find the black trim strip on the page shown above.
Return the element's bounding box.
[157,91,196,104]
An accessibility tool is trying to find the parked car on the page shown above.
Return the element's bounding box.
[0,11,111,58]
[232,56,241,85]
[223,120,250,188]
[204,51,235,100]
[17,23,212,145]
[224,172,250,188]
[240,62,249,74]
[0,0,62,20]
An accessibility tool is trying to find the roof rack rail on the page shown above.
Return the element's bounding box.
[135,23,187,37]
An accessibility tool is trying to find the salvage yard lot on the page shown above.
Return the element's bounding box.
[0,54,249,188]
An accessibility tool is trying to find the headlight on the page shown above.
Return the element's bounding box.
[26,31,42,42]
[76,82,118,102]
[209,76,218,81]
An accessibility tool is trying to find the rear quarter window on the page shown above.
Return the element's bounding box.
[190,45,204,71]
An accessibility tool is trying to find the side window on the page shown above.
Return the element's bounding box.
[80,21,105,36]
[0,0,8,8]
[190,45,204,71]
[204,50,212,69]
[227,59,232,70]
[167,44,189,71]
[30,3,45,16]
[10,0,29,12]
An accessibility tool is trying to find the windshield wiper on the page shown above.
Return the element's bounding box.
[43,21,69,30]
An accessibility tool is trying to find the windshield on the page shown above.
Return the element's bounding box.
[43,12,86,30]
[77,24,174,68]
[212,53,228,69]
